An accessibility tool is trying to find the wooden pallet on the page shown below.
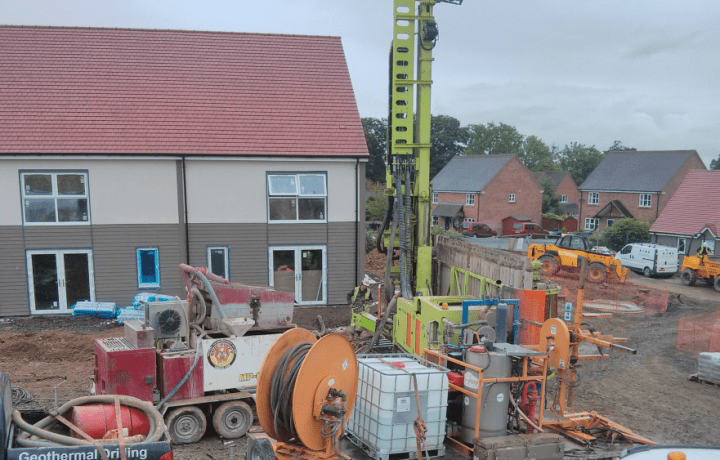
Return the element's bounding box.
[689,373,720,387]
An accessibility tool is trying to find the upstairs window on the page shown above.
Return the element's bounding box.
[639,193,652,208]
[508,193,516,203]
[588,192,599,205]
[465,193,475,206]
[268,174,327,222]
[21,172,89,225]
[560,194,568,203]
[432,192,438,204]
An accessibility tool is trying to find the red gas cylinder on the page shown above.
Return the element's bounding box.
[71,404,150,439]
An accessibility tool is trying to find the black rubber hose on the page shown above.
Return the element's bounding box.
[270,342,312,442]
[376,195,395,254]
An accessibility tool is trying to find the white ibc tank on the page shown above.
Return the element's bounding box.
[460,345,512,443]
[346,354,449,458]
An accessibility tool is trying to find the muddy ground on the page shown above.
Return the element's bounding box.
[1,253,719,459]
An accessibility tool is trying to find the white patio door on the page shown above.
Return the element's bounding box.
[27,250,95,314]
[268,246,327,306]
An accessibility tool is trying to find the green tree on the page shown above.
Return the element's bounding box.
[709,153,720,170]
[557,142,604,185]
[362,117,387,183]
[521,135,556,171]
[539,178,561,213]
[365,194,387,221]
[430,115,470,179]
[601,219,650,251]
[605,140,636,152]
[464,122,524,156]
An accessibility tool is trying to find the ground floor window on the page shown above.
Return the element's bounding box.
[607,219,615,227]
[432,216,439,226]
[269,246,327,305]
[584,218,596,231]
[207,246,229,280]
[677,238,687,255]
[26,249,95,314]
[137,248,160,288]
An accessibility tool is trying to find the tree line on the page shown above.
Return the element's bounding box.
[362,116,643,186]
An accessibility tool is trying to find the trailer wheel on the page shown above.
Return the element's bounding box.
[249,437,275,460]
[166,406,207,444]
[538,255,559,275]
[680,268,697,286]
[586,263,606,283]
[643,267,652,278]
[714,275,720,293]
[213,400,253,439]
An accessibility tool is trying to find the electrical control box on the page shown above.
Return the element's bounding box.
[94,338,156,402]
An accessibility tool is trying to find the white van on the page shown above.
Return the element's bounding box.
[614,243,678,277]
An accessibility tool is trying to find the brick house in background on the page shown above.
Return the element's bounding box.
[650,170,720,257]
[579,151,706,232]
[531,165,580,217]
[430,154,543,235]
[0,26,368,316]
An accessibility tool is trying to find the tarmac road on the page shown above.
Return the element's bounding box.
[624,269,719,303]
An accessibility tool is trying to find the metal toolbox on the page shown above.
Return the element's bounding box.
[474,433,564,460]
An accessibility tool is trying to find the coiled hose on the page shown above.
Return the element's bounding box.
[270,342,312,441]
[14,395,165,448]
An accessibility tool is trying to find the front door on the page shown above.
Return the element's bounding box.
[268,246,327,306]
[27,250,95,314]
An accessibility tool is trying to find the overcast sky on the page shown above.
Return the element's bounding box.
[3,1,719,166]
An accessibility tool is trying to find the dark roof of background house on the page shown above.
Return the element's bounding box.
[531,171,569,188]
[0,26,367,157]
[433,203,464,217]
[558,202,579,214]
[431,154,514,192]
[579,151,703,192]
[650,170,720,236]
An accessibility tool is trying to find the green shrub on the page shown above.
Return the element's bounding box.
[601,219,650,251]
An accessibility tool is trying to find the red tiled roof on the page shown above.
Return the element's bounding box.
[650,170,720,235]
[0,26,368,157]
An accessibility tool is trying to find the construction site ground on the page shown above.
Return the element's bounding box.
[1,251,719,459]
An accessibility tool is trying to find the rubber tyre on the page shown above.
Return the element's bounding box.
[249,437,275,460]
[643,267,652,278]
[714,275,720,293]
[212,400,253,439]
[539,255,559,276]
[680,268,697,286]
[166,406,207,444]
[586,263,607,283]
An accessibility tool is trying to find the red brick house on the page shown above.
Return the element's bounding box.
[531,165,580,217]
[430,154,543,234]
[579,150,706,232]
[650,170,720,257]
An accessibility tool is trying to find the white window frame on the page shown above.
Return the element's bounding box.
[560,194,568,203]
[508,193,516,203]
[584,218,596,231]
[677,238,687,255]
[639,193,652,208]
[588,192,599,205]
[432,192,438,204]
[432,216,439,226]
[267,173,327,223]
[21,171,90,226]
[26,249,96,314]
[207,246,230,280]
[465,193,475,206]
[137,247,160,289]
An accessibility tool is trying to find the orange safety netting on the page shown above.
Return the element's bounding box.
[677,312,720,354]
[541,271,669,317]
